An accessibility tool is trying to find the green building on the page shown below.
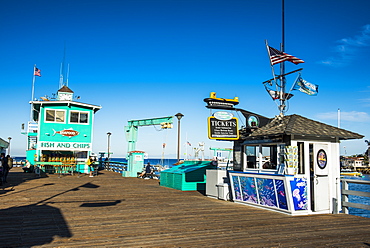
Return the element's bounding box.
[24,86,101,173]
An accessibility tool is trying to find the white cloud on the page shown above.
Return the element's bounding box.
[320,24,370,67]
[316,111,370,122]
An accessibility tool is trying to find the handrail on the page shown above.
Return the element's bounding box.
[103,161,127,173]
[341,178,370,214]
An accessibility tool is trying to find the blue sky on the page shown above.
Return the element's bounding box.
[1,0,370,158]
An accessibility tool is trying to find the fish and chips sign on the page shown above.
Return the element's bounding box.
[208,111,239,140]
[39,142,91,151]
[39,128,91,151]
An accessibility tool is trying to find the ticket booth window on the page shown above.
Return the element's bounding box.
[245,146,257,168]
[244,145,280,170]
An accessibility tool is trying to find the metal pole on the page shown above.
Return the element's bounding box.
[279,0,286,115]
[30,65,36,121]
[175,113,184,163]
[7,137,12,155]
[107,132,112,168]
[107,132,112,159]
[104,132,112,170]
[177,119,181,163]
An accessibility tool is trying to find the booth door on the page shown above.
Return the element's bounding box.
[312,143,330,212]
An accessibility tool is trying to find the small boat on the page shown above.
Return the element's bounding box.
[340,169,363,177]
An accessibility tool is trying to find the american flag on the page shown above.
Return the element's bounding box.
[268,46,304,65]
[187,141,191,146]
[34,67,41,76]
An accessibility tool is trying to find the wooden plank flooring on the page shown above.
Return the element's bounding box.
[1,167,370,247]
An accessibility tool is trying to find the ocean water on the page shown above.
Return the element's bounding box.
[341,174,370,218]
[110,157,179,168]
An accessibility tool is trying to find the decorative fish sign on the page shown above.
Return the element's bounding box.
[53,128,80,138]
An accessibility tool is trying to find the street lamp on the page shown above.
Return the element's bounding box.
[107,132,112,160]
[365,140,370,164]
[7,137,12,155]
[175,113,184,163]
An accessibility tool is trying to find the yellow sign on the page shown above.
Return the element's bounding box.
[204,92,239,109]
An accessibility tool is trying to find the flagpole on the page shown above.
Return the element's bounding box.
[30,64,37,121]
[338,108,340,128]
[185,133,188,160]
[279,0,286,115]
[265,40,278,89]
[287,72,301,96]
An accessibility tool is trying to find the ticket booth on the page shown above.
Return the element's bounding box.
[24,85,102,174]
[122,151,145,177]
[229,113,363,215]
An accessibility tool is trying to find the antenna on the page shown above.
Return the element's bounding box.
[59,42,67,89]
[66,63,70,87]
[59,62,64,89]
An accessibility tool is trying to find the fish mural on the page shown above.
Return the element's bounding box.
[232,176,242,200]
[52,128,80,138]
[256,178,277,207]
[231,175,288,210]
[290,178,308,210]
[240,176,258,204]
[275,179,288,210]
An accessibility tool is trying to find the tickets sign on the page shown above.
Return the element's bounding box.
[208,116,239,140]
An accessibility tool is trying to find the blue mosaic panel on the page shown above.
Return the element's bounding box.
[275,179,288,210]
[240,176,258,203]
[290,178,308,210]
[232,175,242,200]
[256,178,277,207]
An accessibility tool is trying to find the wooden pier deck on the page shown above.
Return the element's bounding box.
[1,167,370,248]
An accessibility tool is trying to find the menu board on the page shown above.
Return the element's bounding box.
[284,146,298,175]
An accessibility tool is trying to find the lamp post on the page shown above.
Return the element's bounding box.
[175,113,184,163]
[7,137,12,155]
[365,140,370,165]
[107,132,112,160]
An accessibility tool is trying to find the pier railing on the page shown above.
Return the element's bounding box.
[103,161,127,174]
[341,178,370,214]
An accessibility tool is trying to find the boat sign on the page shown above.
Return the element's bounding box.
[213,111,233,120]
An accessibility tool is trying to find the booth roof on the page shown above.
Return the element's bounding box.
[0,138,9,149]
[58,85,74,93]
[30,100,102,113]
[246,114,363,141]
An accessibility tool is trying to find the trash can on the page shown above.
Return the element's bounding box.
[216,183,229,201]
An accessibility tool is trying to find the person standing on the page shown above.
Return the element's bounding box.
[86,157,94,177]
[7,155,13,170]
[1,153,9,183]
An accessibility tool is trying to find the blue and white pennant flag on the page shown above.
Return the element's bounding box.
[293,75,318,96]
